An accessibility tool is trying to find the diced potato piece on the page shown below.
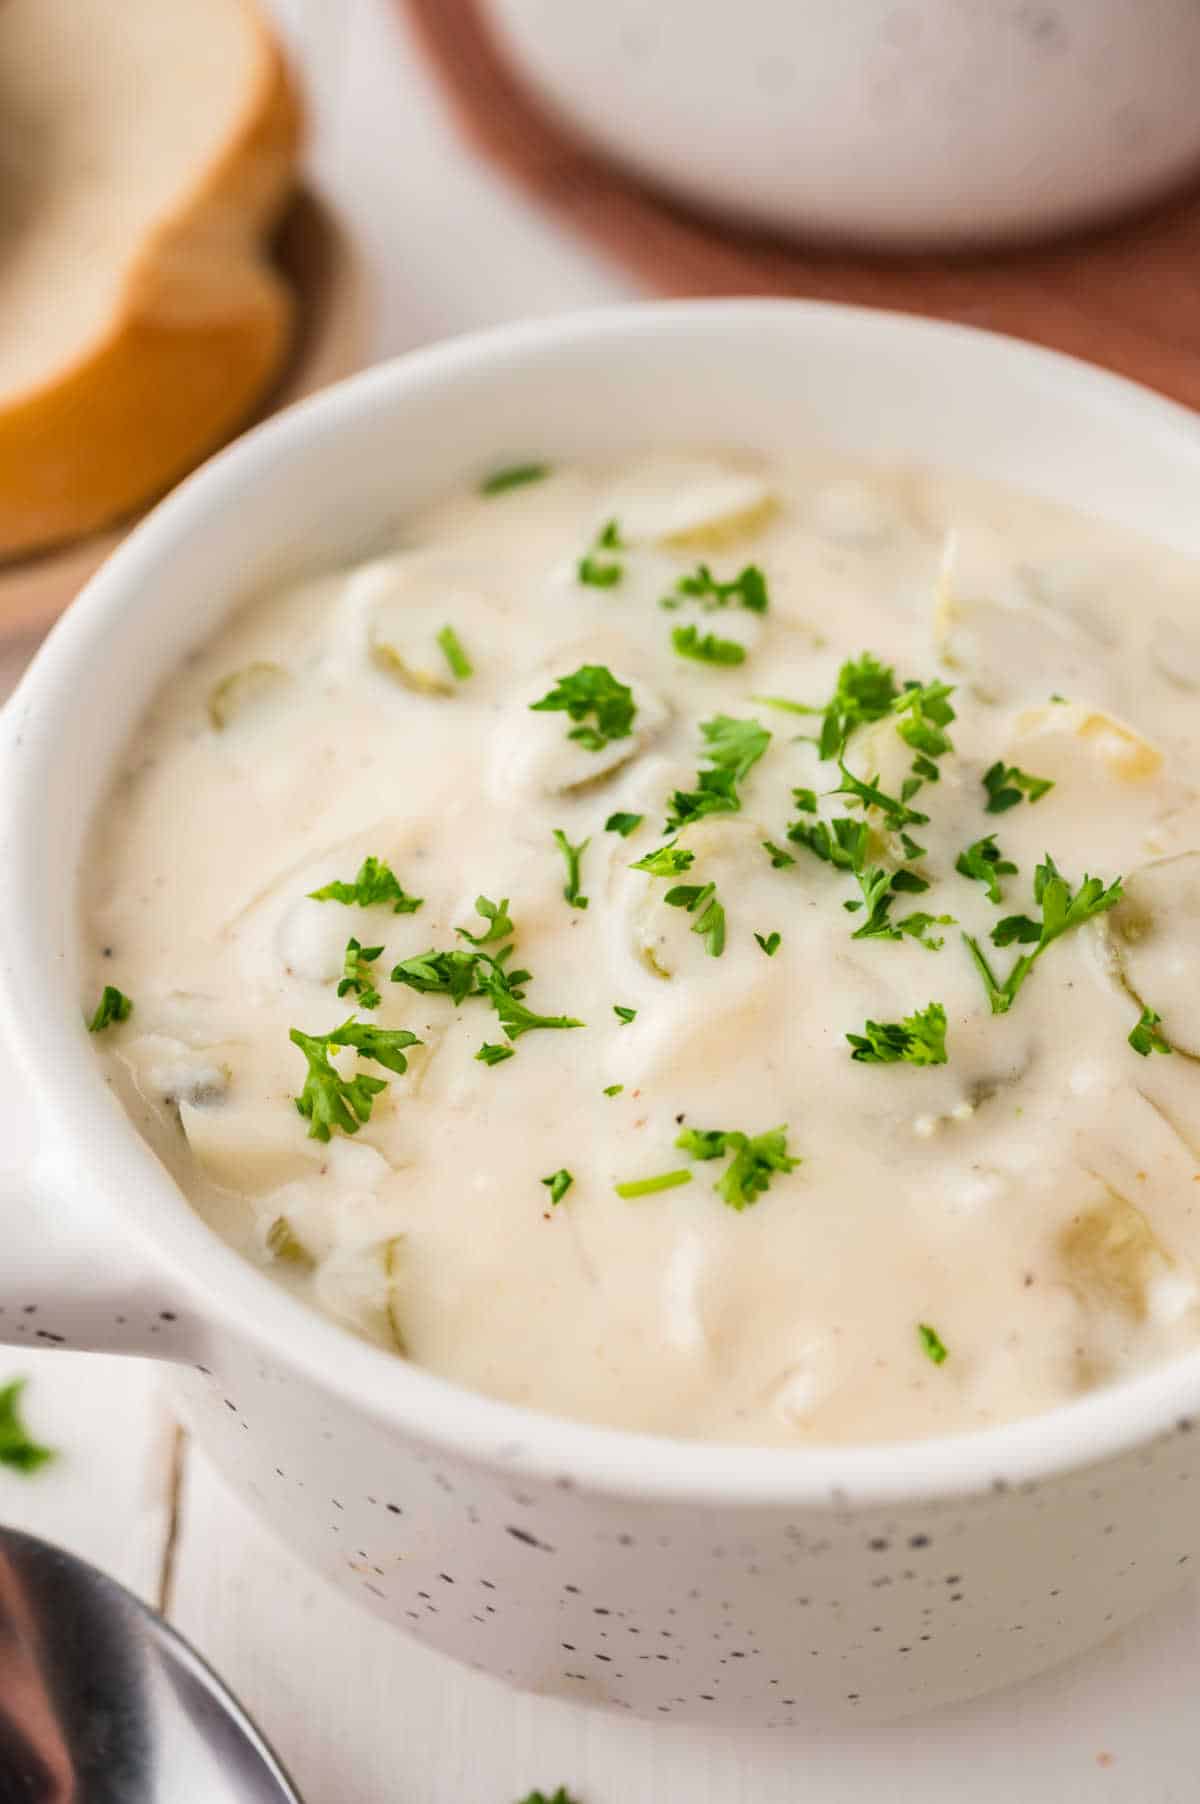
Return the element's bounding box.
[631,817,760,978]
[1059,1188,1173,1321]
[181,1096,319,1192]
[1106,852,1200,1055]
[332,553,499,695]
[1013,701,1162,783]
[207,662,290,729]
[120,1034,232,1111]
[491,667,670,800]
[935,528,1104,703]
[599,456,777,550]
[313,1236,406,1353]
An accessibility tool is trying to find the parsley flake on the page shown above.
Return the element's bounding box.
[552,829,590,909]
[605,811,643,838]
[578,518,624,587]
[956,834,1017,906]
[963,855,1122,1015]
[540,1170,573,1205]
[664,561,769,614]
[476,967,584,1040]
[663,880,726,957]
[310,856,423,914]
[615,1169,693,1199]
[1129,1006,1173,1057]
[88,984,132,1032]
[762,840,797,869]
[516,1789,580,1804]
[530,664,636,751]
[476,1042,516,1066]
[676,1124,800,1209]
[671,623,746,666]
[631,841,694,877]
[816,653,900,759]
[456,895,515,946]
[918,1323,949,1365]
[481,462,549,495]
[436,625,472,681]
[603,1084,624,1097]
[847,1002,948,1066]
[290,1027,390,1141]
[338,937,384,1009]
[0,1379,54,1474]
[664,714,770,832]
[983,761,1055,814]
[755,931,781,956]
[613,1005,637,1025]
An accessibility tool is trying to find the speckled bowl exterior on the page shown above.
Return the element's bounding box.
[4,304,1200,1725]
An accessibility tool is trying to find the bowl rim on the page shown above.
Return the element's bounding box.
[10,297,1200,1510]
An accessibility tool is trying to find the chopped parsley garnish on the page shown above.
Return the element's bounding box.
[541,1170,573,1205]
[456,895,514,946]
[391,943,582,1045]
[290,1019,422,1141]
[88,984,132,1032]
[663,562,769,614]
[787,807,945,948]
[578,518,624,587]
[663,880,727,957]
[963,855,1122,1015]
[1129,1006,1173,1057]
[603,1083,624,1097]
[631,840,694,877]
[815,652,900,759]
[762,839,797,869]
[918,1323,949,1365]
[982,760,1055,814]
[476,967,584,1040]
[480,461,550,495]
[792,787,818,814]
[615,1169,693,1199]
[955,834,1017,906]
[751,694,822,717]
[390,947,485,1002]
[323,1018,421,1074]
[830,761,929,831]
[436,625,472,681]
[605,811,643,838]
[476,1041,516,1066]
[755,931,781,956]
[0,1379,54,1474]
[613,1005,637,1025]
[530,664,636,751]
[552,829,590,909]
[671,624,746,666]
[892,678,956,791]
[338,937,384,1009]
[675,1124,800,1210]
[664,714,771,832]
[847,1002,948,1066]
[310,856,423,914]
[517,1788,580,1803]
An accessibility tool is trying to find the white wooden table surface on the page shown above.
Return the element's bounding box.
[7,4,1200,1798]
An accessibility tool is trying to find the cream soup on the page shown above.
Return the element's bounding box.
[84,453,1200,1444]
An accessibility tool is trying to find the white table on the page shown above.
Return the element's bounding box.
[7,5,1200,1797]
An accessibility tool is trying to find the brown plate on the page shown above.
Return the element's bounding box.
[0,187,363,645]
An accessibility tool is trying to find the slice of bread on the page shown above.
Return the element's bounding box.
[0,0,303,559]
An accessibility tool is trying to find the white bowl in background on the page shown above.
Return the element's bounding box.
[3,303,1200,1727]
[482,0,1200,248]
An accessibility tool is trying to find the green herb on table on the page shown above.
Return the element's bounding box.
[615,1169,693,1199]
[982,760,1055,814]
[436,625,472,681]
[476,1042,516,1066]
[755,931,781,956]
[956,834,1017,906]
[310,855,423,914]
[578,518,625,587]
[675,1124,800,1210]
[552,829,590,909]
[1129,1006,1173,1057]
[88,985,132,1032]
[664,714,771,832]
[918,1323,949,1365]
[530,664,636,751]
[662,880,727,957]
[540,1171,573,1206]
[605,811,643,838]
[613,1005,637,1025]
[480,461,549,495]
[338,938,384,1009]
[963,855,1122,1015]
[847,1002,948,1066]
[456,895,515,946]
[662,561,769,614]
[0,1379,54,1474]
[671,624,746,666]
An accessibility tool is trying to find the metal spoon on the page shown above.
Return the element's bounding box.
[0,1524,302,1803]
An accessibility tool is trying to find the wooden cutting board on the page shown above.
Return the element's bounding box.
[404,0,1200,408]
[0,188,363,643]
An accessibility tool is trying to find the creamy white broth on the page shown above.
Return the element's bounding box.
[83,452,1200,1445]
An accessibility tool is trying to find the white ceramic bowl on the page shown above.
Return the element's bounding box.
[4,303,1200,1728]
[483,0,1200,247]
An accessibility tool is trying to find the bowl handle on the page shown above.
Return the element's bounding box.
[0,1154,196,1361]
